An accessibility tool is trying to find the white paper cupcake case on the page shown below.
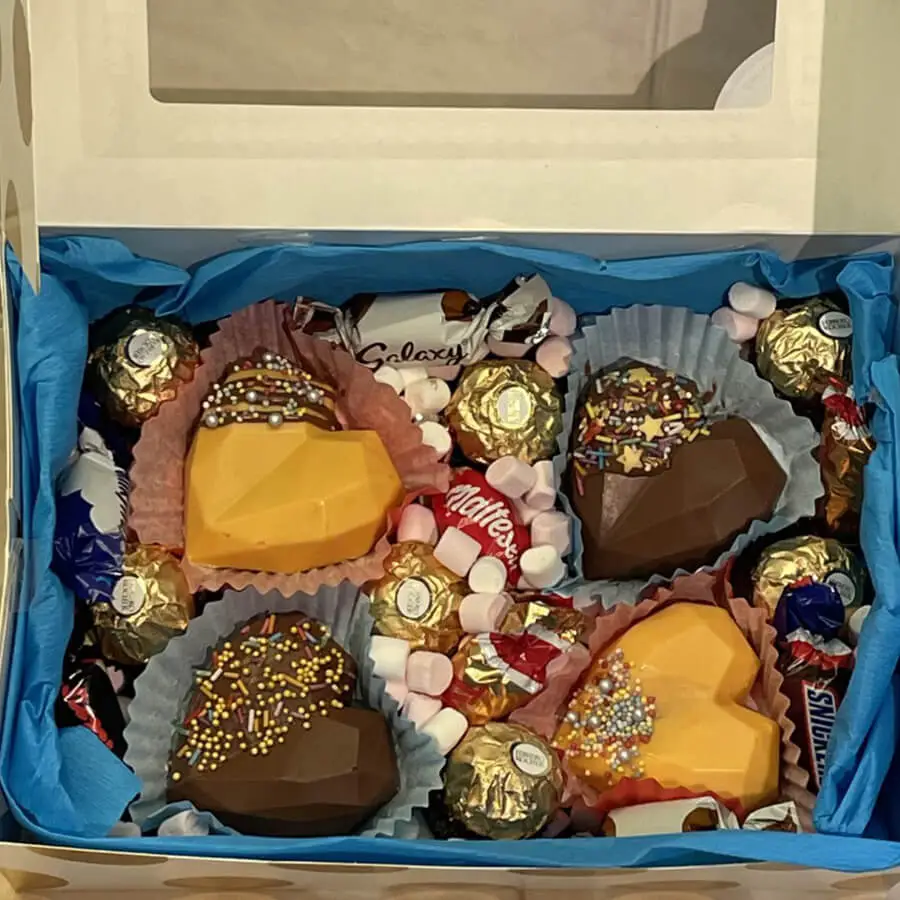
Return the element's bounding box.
[124,584,445,839]
[553,305,822,606]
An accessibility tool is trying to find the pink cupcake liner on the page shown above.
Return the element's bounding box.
[130,300,450,595]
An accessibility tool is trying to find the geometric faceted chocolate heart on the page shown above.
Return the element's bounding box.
[168,706,399,836]
[571,418,786,581]
[554,603,781,810]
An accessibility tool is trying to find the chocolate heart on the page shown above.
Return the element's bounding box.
[570,418,786,581]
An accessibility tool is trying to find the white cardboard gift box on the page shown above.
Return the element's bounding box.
[2,1,900,897]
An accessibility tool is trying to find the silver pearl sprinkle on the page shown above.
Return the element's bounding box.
[268,412,284,428]
[204,413,220,428]
[565,710,579,724]
[598,678,613,694]
[245,390,260,403]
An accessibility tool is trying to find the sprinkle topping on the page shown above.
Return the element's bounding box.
[169,613,355,780]
[553,648,656,782]
[572,361,712,490]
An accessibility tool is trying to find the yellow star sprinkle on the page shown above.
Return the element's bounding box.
[638,415,664,440]
[617,445,644,473]
[626,367,656,387]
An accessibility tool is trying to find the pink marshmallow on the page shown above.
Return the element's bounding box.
[467,556,508,594]
[531,510,571,556]
[427,364,463,380]
[384,680,409,708]
[403,692,443,730]
[513,498,541,526]
[421,707,469,755]
[459,592,513,634]
[549,297,577,337]
[434,526,481,577]
[524,460,556,511]
[521,545,566,589]
[710,307,759,343]
[407,651,454,696]
[535,336,573,378]
[369,635,411,682]
[486,456,537,499]
[397,504,439,545]
[405,377,451,416]
[487,336,531,358]
[419,421,453,458]
[728,282,777,320]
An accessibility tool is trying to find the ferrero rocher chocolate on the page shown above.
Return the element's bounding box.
[88,306,200,426]
[444,723,562,840]
[755,297,852,400]
[366,541,466,653]
[92,544,195,665]
[820,382,874,535]
[752,535,865,622]
[446,360,563,464]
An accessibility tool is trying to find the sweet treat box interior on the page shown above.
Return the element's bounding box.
[3,231,900,888]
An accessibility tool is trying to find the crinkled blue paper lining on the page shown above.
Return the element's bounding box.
[2,237,899,868]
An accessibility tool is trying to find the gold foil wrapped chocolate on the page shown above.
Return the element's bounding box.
[366,541,466,653]
[752,535,864,621]
[92,544,195,664]
[502,600,588,646]
[820,382,875,535]
[755,298,852,400]
[88,306,200,426]
[444,722,563,840]
[446,360,563,464]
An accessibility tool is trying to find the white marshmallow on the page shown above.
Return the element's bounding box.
[728,282,778,320]
[434,526,481,577]
[421,707,469,755]
[513,498,541,526]
[467,555,508,594]
[549,297,578,337]
[405,378,452,416]
[385,680,410,708]
[536,336,574,378]
[407,651,454,696]
[459,592,513,634]
[531,510,572,556]
[397,504,439,545]
[419,421,453,458]
[521,545,566,589]
[427,364,462,381]
[398,366,430,389]
[403,692,443,730]
[372,365,405,393]
[487,336,531,358]
[486,456,537,499]
[524,460,556,511]
[158,810,210,837]
[369,635,411,682]
[108,821,141,838]
[710,307,759,343]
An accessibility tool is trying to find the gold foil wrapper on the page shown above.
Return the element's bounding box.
[89,307,200,426]
[755,298,852,400]
[446,360,563,464]
[502,600,587,646]
[93,544,195,665]
[444,722,563,840]
[365,541,466,653]
[752,535,864,621]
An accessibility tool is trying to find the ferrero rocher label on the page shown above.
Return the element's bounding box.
[444,722,563,840]
[752,535,864,621]
[92,544,195,665]
[446,360,563,464]
[365,541,466,653]
[88,306,200,426]
[755,298,852,400]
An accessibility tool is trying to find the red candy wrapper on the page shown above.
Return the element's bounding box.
[433,468,530,586]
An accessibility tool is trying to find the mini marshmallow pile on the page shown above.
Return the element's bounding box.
[372,295,578,457]
[710,282,778,344]
[369,634,468,756]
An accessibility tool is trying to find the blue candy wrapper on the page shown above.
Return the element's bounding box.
[53,426,129,606]
[775,581,847,642]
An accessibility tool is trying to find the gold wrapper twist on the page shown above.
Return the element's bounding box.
[752,535,864,621]
[502,600,588,646]
[755,298,851,400]
[88,307,200,426]
[446,360,563,464]
[365,541,466,653]
[93,544,195,664]
[444,722,563,840]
